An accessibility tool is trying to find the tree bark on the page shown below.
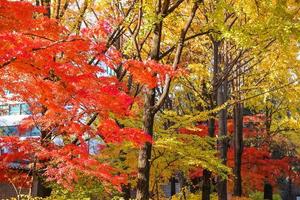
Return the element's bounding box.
[170,176,176,196]
[202,169,212,200]
[214,40,228,200]
[202,118,215,200]
[41,0,51,18]
[32,1,52,197]
[287,177,292,200]
[121,184,131,200]
[217,82,228,200]
[136,89,156,200]
[233,102,243,196]
[264,183,273,200]
[136,0,161,197]
[31,174,52,197]
[135,1,198,199]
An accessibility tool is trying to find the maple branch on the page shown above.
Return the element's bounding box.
[23,33,56,42]
[181,75,209,105]
[106,0,138,48]
[8,178,19,197]
[58,0,70,19]
[31,38,84,51]
[232,78,300,105]
[91,8,99,21]
[71,113,99,145]
[55,0,61,19]
[153,1,200,112]
[129,0,143,60]
[0,57,16,69]
[73,0,88,33]
[159,30,211,59]
[86,113,98,126]
[163,0,184,17]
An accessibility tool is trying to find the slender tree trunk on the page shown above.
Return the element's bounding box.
[31,2,52,197]
[31,175,52,197]
[136,0,162,197]
[264,183,273,200]
[170,176,176,196]
[233,102,243,196]
[41,0,51,18]
[217,81,228,200]
[136,89,156,200]
[135,1,198,198]
[214,40,228,200]
[287,177,292,200]
[202,169,212,200]
[121,184,131,200]
[202,34,218,200]
[202,118,215,200]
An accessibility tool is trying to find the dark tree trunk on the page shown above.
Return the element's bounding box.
[217,83,228,200]
[211,40,228,200]
[32,2,52,197]
[287,177,292,200]
[202,169,212,200]
[136,89,156,200]
[31,174,52,197]
[41,0,51,17]
[288,177,292,200]
[136,1,162,198]
[135,1,197,198]
[202,118,215,200]
[215,40,228,200]
[121,184,131,200]
[233,102,243,196]
[264,183,273,200]
[170,177,176,196]
[136,135,153,200]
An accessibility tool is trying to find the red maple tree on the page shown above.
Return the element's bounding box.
[0,0,161,191]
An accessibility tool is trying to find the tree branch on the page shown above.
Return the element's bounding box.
[153,1,200,112]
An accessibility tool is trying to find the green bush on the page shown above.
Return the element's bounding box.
[249,191,282,200]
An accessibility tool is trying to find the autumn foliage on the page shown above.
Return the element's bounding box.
[182,115,300,194]
[0,0,157,190]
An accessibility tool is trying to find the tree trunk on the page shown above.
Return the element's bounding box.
[136,89,156,200]
[202,169,212,200]
[41,0,51,17]
[233,102,243,196]
[121,184,131,200]
[215,40,228,200]
[202,118,215,200]
[136,0,162,197]
[32,1,52,197]
[264,183,273,200]
[287,177,292,200]
[217,82,228,200]
[135,0,197,198]
[170,176,176,196]
[31,174,52,197]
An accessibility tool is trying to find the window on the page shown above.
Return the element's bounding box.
[0,125,40,136]
[0,126,18,136]
[9,104,20,115]
[0,104,9,116]
[25,127,40,136]
[21,103,31,115]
